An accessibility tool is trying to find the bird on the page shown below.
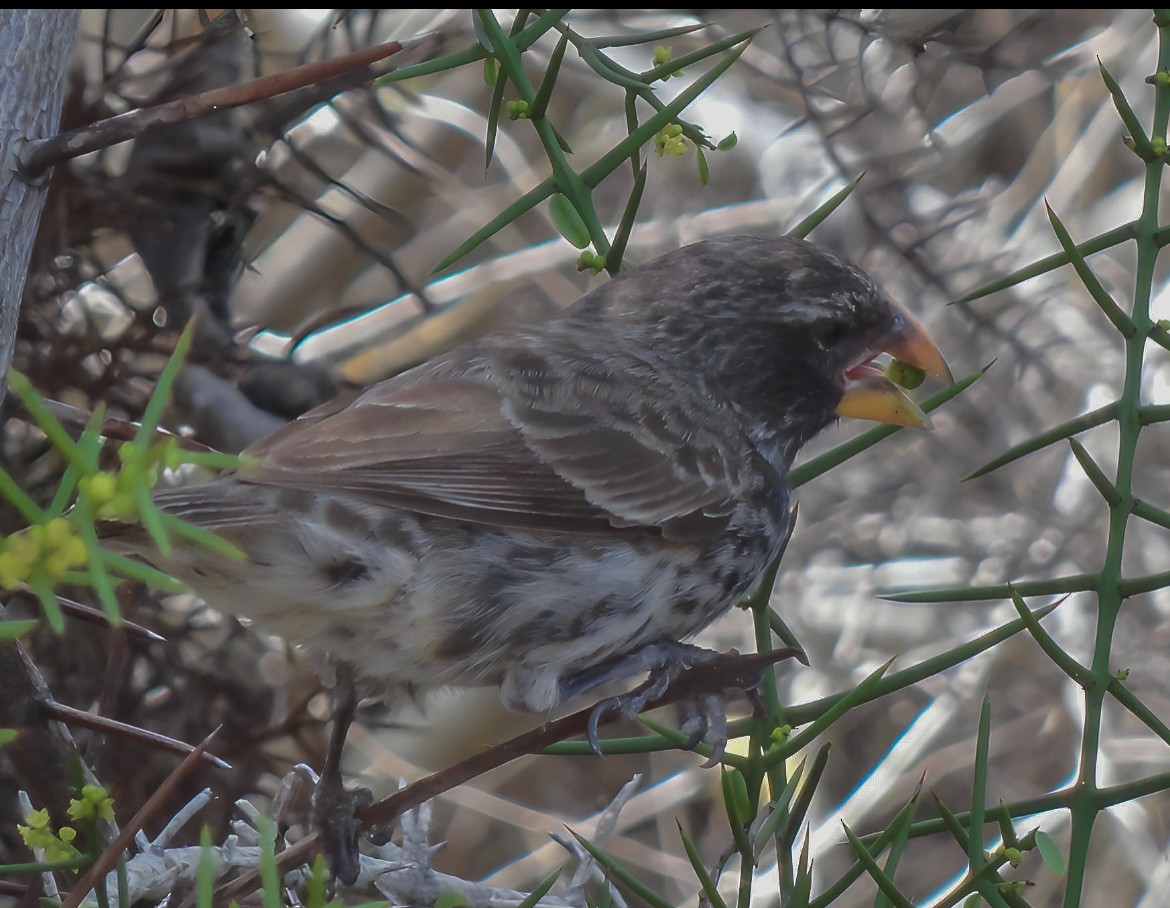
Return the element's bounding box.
[112,234,949,880]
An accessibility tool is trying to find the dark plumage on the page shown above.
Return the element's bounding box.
[129,234,949,714]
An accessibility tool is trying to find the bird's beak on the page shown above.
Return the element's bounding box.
[835,299,951,429]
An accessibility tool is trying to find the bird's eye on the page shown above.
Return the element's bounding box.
[815,322,849,349]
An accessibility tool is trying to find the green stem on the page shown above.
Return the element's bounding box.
[476,11,611,257]
[1063,21,1170,908]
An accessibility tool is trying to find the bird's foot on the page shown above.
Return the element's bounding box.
[579,644,807,762]
[311,770,373,886]
[582,642,718,753]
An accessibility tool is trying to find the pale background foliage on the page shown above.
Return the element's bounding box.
[7,9,1170,907]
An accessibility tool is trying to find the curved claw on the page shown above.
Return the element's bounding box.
[586,698,617,755]
[680,721,705,752]
[680,692,729,768]
[585,669,677,754]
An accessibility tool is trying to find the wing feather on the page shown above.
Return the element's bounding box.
[238,339,762,540]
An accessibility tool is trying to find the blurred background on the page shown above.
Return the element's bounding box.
[6,9,1170,907]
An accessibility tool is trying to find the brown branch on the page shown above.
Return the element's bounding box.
[54,595,165,642]
[20,35,431,178]
[213,648,804,904]
[42,700,231,770]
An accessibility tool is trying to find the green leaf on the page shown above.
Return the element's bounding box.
[722,767,752,826]
[791,835,812,907]
[567,829,675,908]
[256,815,280,908]
[781,745,830,853]
[607,163,647,273]
[696,145,710,185]
[1068,438,1122,506]
[138,320,195,442]
[549,193,592,249]
[100,551,187,592]
[874,781,923,908]
[0,463,47,524]
[135,483,171,556]
[516,869,561,908]
[438,24,757,275]
[483,65,509,168]
[967,402,1117,479]
[931,796,1013,908]
[840,822,915,908]
[808,784,923,908]
[1034,830,1065,875]
[752,757,807,850]
[969,696,992,869]
[484,8,533,169]
[162,513,244,560]
[583,30,759,188]
[764,661,892,769]
[717,131,738,151]
[8,371,92,474]
[677,820,728,908]
[1099,58,1155,159]
[196,826,215,908]
[0,619,38,641]
[1110,673,1170,749]
[0,728,17,746]
[530,32,570,121]
[1045,203,1136,337]
[29,569,65,634]
[786,602,1058,730]
[471,8,498,52]
[883,574,1094,603]
[1006,587,1089,685]
[592,23,708,49]
[955,221,1135,303]
[76,518,119,621]
[788,173,864,240]
[434,893,469,908]
[642,29,759,85]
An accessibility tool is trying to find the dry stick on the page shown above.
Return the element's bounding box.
[20,34,431,178]
[54,595,164,641]
[42,700,231,769]
[35,396,228,455]
[60,729,220,908]
[213,648,804,905]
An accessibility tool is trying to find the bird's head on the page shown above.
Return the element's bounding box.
[582,235,951,468]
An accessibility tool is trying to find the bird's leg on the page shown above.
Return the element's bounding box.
[311,664,372,886]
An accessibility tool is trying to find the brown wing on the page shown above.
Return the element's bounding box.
[240,343,757,540]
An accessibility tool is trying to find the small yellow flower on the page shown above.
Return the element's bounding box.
[68,784,115,823]
[655,123,687,157]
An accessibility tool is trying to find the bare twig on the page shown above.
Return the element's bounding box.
[20,35,431,178]
[54,595,165,642]
[41,701,231,770]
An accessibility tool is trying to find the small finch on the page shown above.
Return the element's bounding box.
[113,235,948,876]
[133,233,949,713]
